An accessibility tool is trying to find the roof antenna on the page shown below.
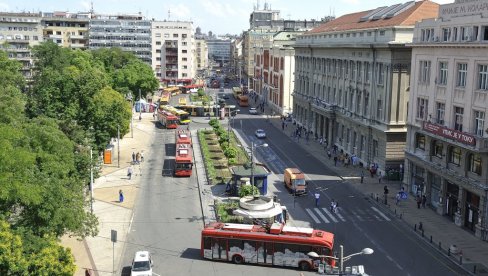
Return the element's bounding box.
[168,9,171,20]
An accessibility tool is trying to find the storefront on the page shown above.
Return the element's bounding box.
[411,165,425,196]
[445,182,459,222]
[429,172,442,211]
[464,190,480,232]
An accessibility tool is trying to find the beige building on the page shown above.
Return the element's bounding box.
[195,38,208,75]
[293,1,438,173]
[405,0,488,239]
[0,12,43,78]
[42,12,90,50]
[151,20,195,84]
[254,31,301,115]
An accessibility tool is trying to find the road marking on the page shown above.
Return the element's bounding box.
[321,208,339,223]
[128,213,135,234]
[350,210,364,221]
[305,208,321,224]
[314,208,330,223]
[335,210,346,222]
[371,206,391,221]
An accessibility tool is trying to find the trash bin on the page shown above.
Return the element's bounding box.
[103,145,114,164]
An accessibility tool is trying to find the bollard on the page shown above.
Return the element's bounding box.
[448,248,451,256]
[414,224,417,231]
[376,194,379,202]
[430,235,433,243]
[419,221,423,231]
[438,241,441,250]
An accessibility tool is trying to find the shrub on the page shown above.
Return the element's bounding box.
[209,118,219,127]
[215,127,226,137]
[224,146,237,159]
[239,185,260,197]
[228,158,238,165]
[197,88,205,97]
[219,133,229,145]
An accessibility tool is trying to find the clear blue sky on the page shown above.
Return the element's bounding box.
[1,0,452,35]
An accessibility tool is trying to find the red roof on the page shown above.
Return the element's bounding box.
[306,0,439,35]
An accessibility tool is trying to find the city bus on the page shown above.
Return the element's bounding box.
[160,105,191,124]
[178,97,188,106]
[157,110,179,129]
[163,86,181,96]
[237,95,249,107]
[181,84,204,94]
[175,104,237,117]
[174,143,193,177]
[201,222,335,271]
[232,87,242,99]
[160,92,171,105]
[175,129,191,145]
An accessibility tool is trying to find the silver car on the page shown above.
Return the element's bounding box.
[249,108,258,115]
[255,129,266,139]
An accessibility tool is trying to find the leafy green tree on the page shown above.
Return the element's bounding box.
[0,51,25,89]
[0,220,28,275]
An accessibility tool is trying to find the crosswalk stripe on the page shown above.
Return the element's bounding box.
[351,210,364,221]
[305,208,321,224]
[314,208,330,223]
[334,209,346,222]
[321,208,339,223]
[371,206,391,221]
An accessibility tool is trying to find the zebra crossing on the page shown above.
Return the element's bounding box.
[304,206,392,224]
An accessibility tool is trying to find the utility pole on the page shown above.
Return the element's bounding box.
[117,125,120,168]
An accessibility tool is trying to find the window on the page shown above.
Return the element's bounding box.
[449,147,461,165]
[156,41,161,45]
[182,34,187,38]
[457,63,467,87]
[182,57,187,61]
[442,28,451,41]
[377,100,382,119]
[416,133,425,150]
[377,63,384,85]
[182,42,187,46]
[478,64,488,90]
[454,106,464,131]
[156,33,161,37]
[436,102,445,125]
[468,154,482,175]
[183,65,188,69]
[164,33,169,38]
[419,61,431,83]
[365,62,370,82]
[373,140,378,157]
[182,50,187,53]
[438,61,448,85]
[173,34,178,38]
[474,110,485,136]
[433,141,443,158]
[417,98,428,120]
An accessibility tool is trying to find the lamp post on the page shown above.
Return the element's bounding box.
[249,142,268,195]
[307,246,374,275]
[228,109,240,138]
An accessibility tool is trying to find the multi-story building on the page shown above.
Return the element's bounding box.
[405,0,488,239]
[42,12,90,50]
[151,20,195,84]
[0,12,43,78]
[206,38,231,65]
[89,14,151,64]
[254,31,301,115]
[293,1,438,174]
[231,38,243,82]
[195,38,208,76]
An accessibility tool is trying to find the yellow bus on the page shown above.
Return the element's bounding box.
[160,105,191,124]
[160,92,171,105]
[232,87,242,99]
[178,97,188,106]
[163,86,181,96]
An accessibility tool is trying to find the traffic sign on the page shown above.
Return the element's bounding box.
[400,191,407,200]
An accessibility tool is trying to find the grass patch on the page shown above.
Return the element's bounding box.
[216,201,243,223]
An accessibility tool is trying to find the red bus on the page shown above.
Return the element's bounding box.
[174,143,193,176]
[201,222,335,271]
[237,95,249,107]
[158,110,178,129]
[175,129,191,145]
[181,84,204,94]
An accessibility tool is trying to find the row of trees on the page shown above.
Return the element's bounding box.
[0,42,159,274]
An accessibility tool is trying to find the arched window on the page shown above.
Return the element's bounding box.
[448,146,461,165]
[468,153,482,175]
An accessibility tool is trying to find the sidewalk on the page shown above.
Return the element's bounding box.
[62,112,157,276]
[265,112,488,275]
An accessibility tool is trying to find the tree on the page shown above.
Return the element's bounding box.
[0,220,28,275]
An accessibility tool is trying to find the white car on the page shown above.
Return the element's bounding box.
[249,108,258,115]
[131,251,153,276]
[255,129,266,139]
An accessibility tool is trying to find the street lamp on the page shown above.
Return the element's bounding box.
[307,246,374,275]
[249,142,268,195]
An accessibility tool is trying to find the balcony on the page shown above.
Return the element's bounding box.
[70,43,87,48]
[69,34,87,40]
[49,34,63,39]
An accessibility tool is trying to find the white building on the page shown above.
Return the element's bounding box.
[405,0,488,239]
[151,20,195,85]
[293,1,438,172]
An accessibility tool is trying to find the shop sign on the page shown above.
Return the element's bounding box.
[423,122,476,146]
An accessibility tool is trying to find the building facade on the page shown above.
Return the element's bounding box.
[405,0,488,240]
[195,38,209,76]
[293,1,438,174]
[0,12,43,78]
[89,14,151,64]
[254,31,300,115]
[42,12,90,50]
[206,39,231,65]
[151,20,195,84]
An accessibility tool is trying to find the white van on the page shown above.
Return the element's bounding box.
[131,251,153,276]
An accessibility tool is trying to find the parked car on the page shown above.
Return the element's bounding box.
[255,129,266,139]
[249,108,258,115]
[131,251,153,276]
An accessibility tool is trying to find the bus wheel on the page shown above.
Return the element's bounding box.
[232,255,244,264]
[298,261,311,271]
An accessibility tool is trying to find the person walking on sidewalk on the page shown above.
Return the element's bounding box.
[127,166,133,180]
[422,195,427,208]
[136,152,141,164]
[333,156,338,166]
[119,190,124,203]
[132,152,136,164]
[327,149,332,160]
[378,171,382,183]
[396,192,401,205]
[314,193,320,207]
[360,170,364,183]
[416,195,422,209]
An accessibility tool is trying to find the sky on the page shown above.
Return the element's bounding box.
[1,0,454,35]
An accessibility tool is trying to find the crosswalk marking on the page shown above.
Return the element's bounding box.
[306,208,321,224]
[371,206,391,221]
[350,210,364,221]
[321,208,339,223]
[314,208,330,223]
[334,209,346,222]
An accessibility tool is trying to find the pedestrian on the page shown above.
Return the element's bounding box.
[416,195,422,209]
[334,156,338,166]
[330,199,336,212]
[396,192,401,205]
[327,150,332,160]
[378,171,382,183]
[282,121,285,130]
[422,195,427,208]
[136,152,141,164]
[314,193,320,207]
[127,166,133,180]
[132,152,136,163]
[119,189,124,203]
[360,170,364,183]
